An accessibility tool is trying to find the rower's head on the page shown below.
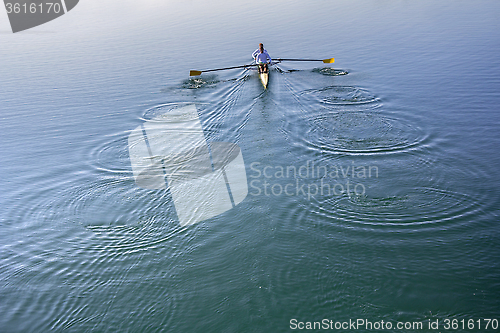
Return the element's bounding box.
[259,43,264,52]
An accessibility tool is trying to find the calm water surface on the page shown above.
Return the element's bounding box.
[1,0,499,332]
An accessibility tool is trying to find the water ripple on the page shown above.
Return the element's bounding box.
[180,74,220,89]
[310,185,495,233]
[299,86,378,105]
[312,67,349,76]
[285,109,430,156]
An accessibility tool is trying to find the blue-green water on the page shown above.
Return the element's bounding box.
[1,1,499,332]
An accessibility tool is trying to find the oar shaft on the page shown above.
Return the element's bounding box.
[190,64,259,76]
[276,59,321,61]
[275,57,335,63]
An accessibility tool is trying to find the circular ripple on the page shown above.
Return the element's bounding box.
[3,170,196,254]
[285,110,429,156]
[299,86,379,105]
[180,74,219,89]
[142,102,209,121]
[1,176,188,331]
[87,131,131,174]
[312,67,349,76]
[88,102,217,174]
[311,186,492,232]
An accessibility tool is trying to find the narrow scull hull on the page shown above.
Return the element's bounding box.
[259,72,269,89]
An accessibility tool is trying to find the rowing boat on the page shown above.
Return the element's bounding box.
[189,57,334,89]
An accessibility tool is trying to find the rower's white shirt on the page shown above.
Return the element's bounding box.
[252,49,272,64]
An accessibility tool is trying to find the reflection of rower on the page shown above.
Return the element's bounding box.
[252,43,272,88]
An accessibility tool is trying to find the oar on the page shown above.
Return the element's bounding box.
[275,57,335,63]
[190,64,259,76]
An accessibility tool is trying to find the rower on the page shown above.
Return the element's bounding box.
[252,43,272,74]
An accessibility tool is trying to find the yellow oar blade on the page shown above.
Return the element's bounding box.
[190,70,202,76]
[322,58,335,63]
